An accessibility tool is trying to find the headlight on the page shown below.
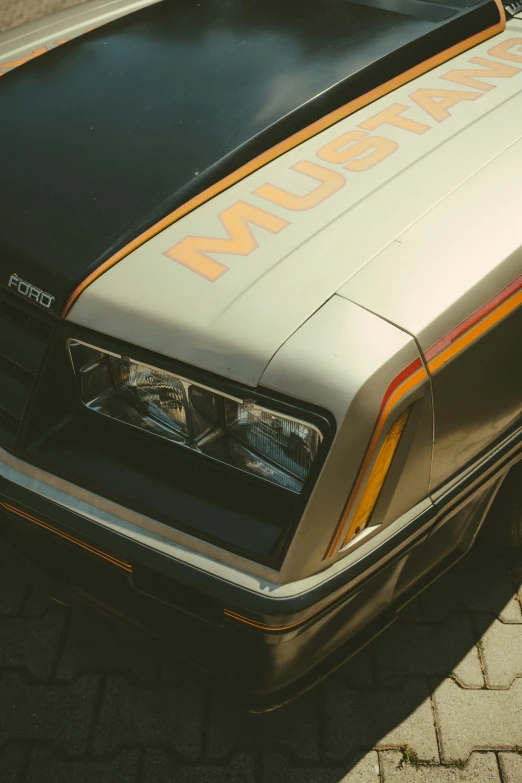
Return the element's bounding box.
[68,341,322,493]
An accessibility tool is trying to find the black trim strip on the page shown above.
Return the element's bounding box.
[0,0,504,312]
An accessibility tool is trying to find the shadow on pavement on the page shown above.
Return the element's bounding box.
[0,534,521,781]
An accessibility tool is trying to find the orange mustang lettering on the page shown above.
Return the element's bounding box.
[163,201,289,281]
[254,160,345,210]
[358,103,431,135]
[160,38,522,282]
[409,87,483,122]
[488,37,522,63]
[317,130,398,171]
[163,38,522,282]
[442,56,520,92]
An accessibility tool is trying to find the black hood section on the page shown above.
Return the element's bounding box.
[0,0,501,314]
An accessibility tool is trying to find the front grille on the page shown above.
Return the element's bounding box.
[0,293,54,449]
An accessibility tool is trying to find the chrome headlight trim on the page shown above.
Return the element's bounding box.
[67,339,323,494]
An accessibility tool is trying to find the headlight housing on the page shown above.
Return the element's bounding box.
[68,341,322,493]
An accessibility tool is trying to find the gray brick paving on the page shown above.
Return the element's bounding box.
[56,613,161,681]
[26,747,140,783]
[144,751,258,782]
[324,678,439,761]
[478,617,522,688]
[380,751,501,781]
[1,537,522,780]
[0,611,67,679]
[0,744,27,783]
[498,752,522,783]
[433,678,522,762]
[0,672,99,754]
[0,612,67,680]
[93,676,206,758]
[261,751,380,781]
[160,659,193,683]
[207,689,321,761]
[0,549,30,615]
[374,614,484,688]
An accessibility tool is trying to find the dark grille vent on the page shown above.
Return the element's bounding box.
[502,0,522,17]
[0,293,54,449]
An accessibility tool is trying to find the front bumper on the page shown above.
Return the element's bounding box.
[1,425,521,708]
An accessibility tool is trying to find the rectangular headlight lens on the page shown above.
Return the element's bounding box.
[68,341,322,493]
[112,357,189,441]
[225,400,320,485]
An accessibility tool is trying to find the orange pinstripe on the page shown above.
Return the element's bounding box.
[325,279,522,559]
[62,1,505,316]
[223,587,346,631]
[427,288,522,373]
[1,502,132,572]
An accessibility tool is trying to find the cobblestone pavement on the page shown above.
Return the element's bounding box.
[1,537,521,782]
[2,3,522,781]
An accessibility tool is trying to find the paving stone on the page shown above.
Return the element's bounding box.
[498,752,522,783]
[0,672,98,753]
[0,545,30,615]
[420,554,521,624]
[160,660,189,683]
[323,679,439,762]
[93,676,205,758]
[509,558,522,607]
[375,614,484,688]
[477,617,522,688]
[380,750,501,781]
[207,690,320,761]
[261,751,380,781]
[0,744,27,783]
[432,677,522,762]
[144,750,257,782]
[26,747,140,783]
[332,647,374,688]
[0,610,67,679]
[57,612,161,681]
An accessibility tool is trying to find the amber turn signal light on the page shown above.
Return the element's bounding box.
[342,407,411,548]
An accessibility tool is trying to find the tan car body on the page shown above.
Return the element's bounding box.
[0,0,521,702]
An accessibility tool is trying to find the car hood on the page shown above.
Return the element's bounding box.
[0,0,503,317]
[66,26,522,386]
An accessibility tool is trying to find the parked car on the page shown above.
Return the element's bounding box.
[0,0,521,708]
